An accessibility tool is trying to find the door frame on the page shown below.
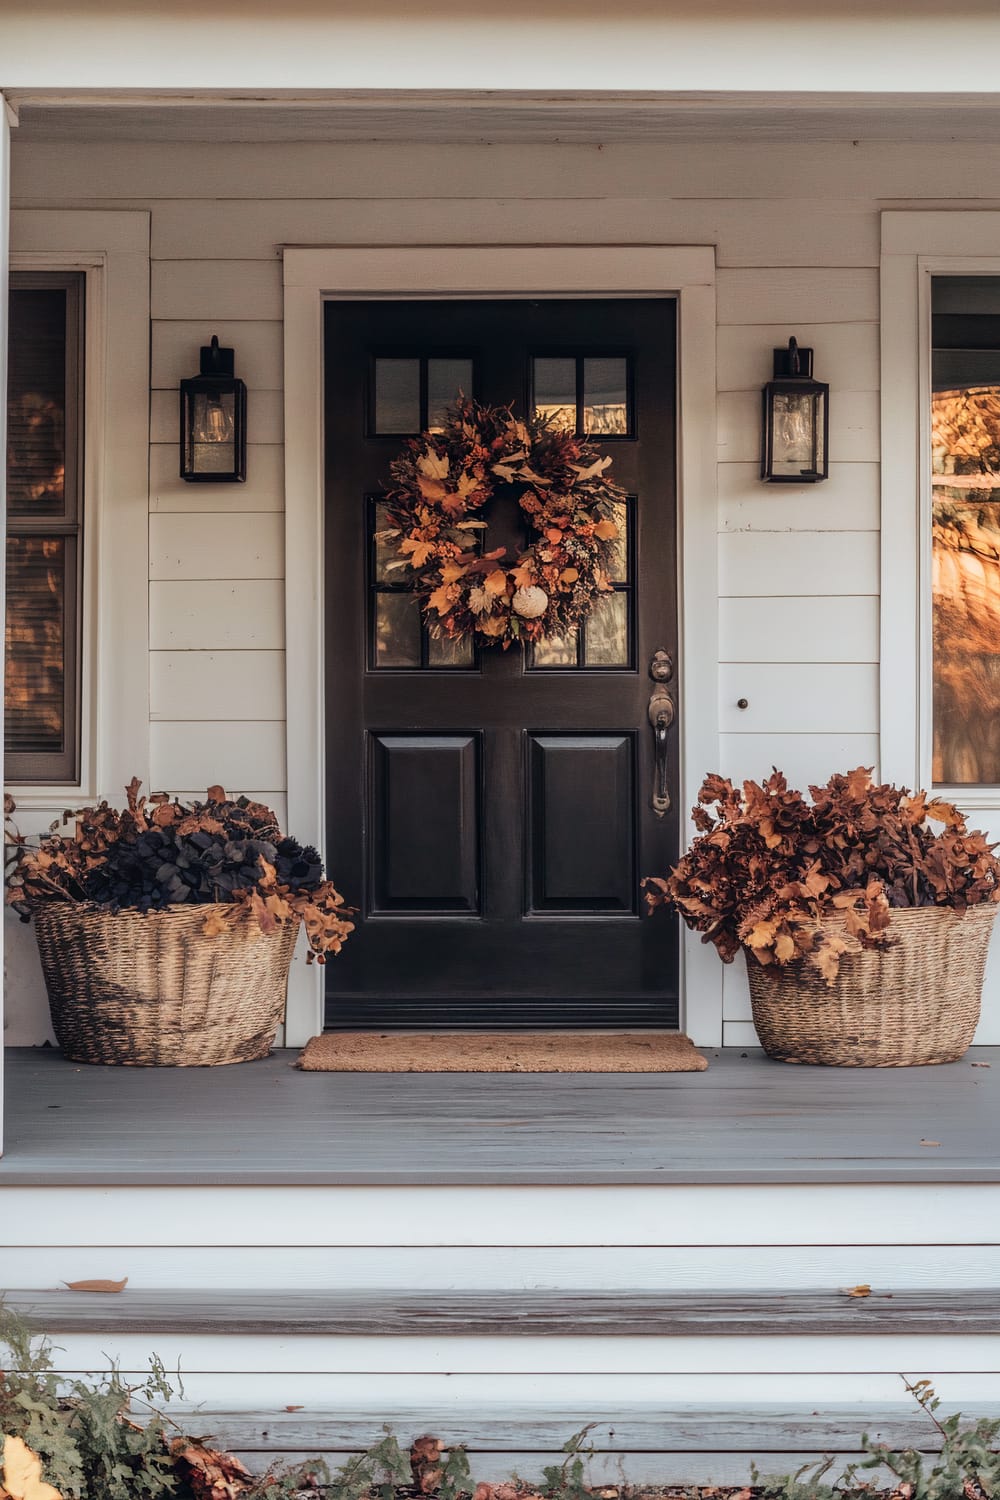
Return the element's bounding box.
[282,245,720,1046]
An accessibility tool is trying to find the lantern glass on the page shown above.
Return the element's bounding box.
[761,339,829,484]
[180,336,247,483]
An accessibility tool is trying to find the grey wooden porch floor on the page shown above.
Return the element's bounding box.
[2,1044,999,1185]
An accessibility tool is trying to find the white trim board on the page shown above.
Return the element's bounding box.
[282,245,720,1047]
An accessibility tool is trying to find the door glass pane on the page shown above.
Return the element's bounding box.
[931,276,1000,783]
[373,358,421,434]
[427,358,474,432]
[371,501,400,584]
[584,357,629,435]
[374,592,421,667]
[583,591,629,667]
[5,535,67,753]
[532,357,577,432]
[427,631,474,669]
[606,498,629,583]
[7,287,69,517]
[532,630,579,668]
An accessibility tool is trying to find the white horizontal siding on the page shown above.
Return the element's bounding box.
[151,318,282,389]
[718,389,880,463]
[718,461,880,532]
[719,531,879,597]
[149,513,284,580]
[150,580,284,650]
[150,651,285,721]
[150,720,286,790]
[149,441,284,508]
[717,322,879,392]
[717,733,881,791]
[719,597,878,663]
[151,259,283,320]
[719,665,878,734]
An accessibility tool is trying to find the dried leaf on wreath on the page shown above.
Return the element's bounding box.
[484,569,509,596]
[417,450,450,480]
[593,517,619,540]
[170,1438,254,1499]
[63,1277,128,1293]
[401,538,437,569]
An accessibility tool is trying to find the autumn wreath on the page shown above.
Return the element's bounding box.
[381,397,624,649]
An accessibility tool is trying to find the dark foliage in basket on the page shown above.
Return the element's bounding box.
[5,779,354,963]
[643,766,1000,984]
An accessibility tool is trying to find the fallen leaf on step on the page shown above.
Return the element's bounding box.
[284,1406,303,1412]
[844,1284,871,1298]
[972,1062,992,1068]
[63,1278,128,1294]
[920,1139,941,1147]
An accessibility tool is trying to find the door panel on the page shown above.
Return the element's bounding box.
[324,298,678,1029]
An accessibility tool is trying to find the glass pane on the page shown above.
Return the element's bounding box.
[533,357,577,432]
[7,288,69,517]
[373,358,420,433]
[374,591,421,668]
[5,535,66,753]
[584,357,629,435]
[768,391,819,478]
[427,358,474,432]
[371,501,400,584]
[606,498,629,583]
[583,591,629,667]
[427,631,474,669]
[532,630,579,668]
[931,275,1000,784]
[187,389,237,474]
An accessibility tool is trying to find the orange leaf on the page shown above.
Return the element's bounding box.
[428,584,457,615]
[593,518,619,540]
[484,569,509,596]
[401,539,436,569]
[63,1277,128,1294]
[844,1283,871,1298]
[440,562,467,584]
[417,476,449,503]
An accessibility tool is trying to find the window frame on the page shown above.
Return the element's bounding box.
[7,210,150,811]
[5,269,86,784]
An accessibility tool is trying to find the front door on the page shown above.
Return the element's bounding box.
[324,298,678,1028]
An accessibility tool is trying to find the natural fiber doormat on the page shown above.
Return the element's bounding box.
[297,1031,708,1073]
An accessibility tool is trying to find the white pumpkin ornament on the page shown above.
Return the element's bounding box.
[512,585,548,619]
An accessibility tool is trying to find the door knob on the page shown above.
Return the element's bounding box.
[648,687,675,817]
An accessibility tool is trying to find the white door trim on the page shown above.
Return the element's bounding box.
[281,245,720,1046]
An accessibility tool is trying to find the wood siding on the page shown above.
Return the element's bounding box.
[5,137,1000,1044]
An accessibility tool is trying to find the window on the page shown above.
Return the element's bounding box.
[5,272,85,783]
[930,277,1000,785]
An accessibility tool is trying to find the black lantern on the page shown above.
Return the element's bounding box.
[180,335,247,482]
[760,337,829,483]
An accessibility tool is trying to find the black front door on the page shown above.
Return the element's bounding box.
[324,298,678,1028]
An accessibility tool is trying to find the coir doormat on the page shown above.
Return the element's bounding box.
[297,1031,708,1073]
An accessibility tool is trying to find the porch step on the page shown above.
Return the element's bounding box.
[7,1287,1000,1336]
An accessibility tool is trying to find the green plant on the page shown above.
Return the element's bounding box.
[644,767,1000,984]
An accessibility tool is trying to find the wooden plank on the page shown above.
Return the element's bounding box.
[720,597,878,664]
[151,319,282,391]
[717,269,879,326]
[717,322,878,393]
[717,389,879,464]
[149,580,284,650]
[4,1242,1000,1294]
[15,140,1000,204]
[719,664,878,734]
[718,734,880,790]
[151,259,282,321]
[8,1287,1000,1338]
[141,1403,1000,1454]
[150,721,285,791]
[3,1049,1000,1191]
[150,441,284,510]
[151,389,283,447]
[143,196,878,268]
[150,651,285,722]
[719,530,879,597]
[718,461,880,533]
[149,513,284,580]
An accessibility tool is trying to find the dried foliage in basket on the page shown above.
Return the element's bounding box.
[5,779,354,963]
[643,766,1000,984]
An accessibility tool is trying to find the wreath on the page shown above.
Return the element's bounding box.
[381,397,625,648]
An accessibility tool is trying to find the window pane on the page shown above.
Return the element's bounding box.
[533,357,577,432]
[371,501,401,584]
[427,631,474,669]
[532,630,579,668]
[427,358,473,432]
[373,358,420,434]
[5,535,68,754]
[7,288,70,517]
[583,357,629,435]
[583,591,629,667]
[374,591,421,668]
[606,498,629,583]
[932,276,1000,784]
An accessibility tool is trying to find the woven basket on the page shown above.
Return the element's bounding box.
[746,903,998,1067]
[33,902,300,1066]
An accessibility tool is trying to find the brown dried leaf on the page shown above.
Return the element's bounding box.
[1,1436,62,1500]
[844,1283,871,1298]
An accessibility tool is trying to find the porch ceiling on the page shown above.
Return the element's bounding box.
[10,90,1000,145]
[1,1045,999,1186]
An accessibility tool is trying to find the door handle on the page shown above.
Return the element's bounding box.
[648,687,675,818]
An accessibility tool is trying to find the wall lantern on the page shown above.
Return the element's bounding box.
[180,335,247,483]
[760,337,829,483]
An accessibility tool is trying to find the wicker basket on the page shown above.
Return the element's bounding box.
[745,903,998,1067]
[33,902,300,1066]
